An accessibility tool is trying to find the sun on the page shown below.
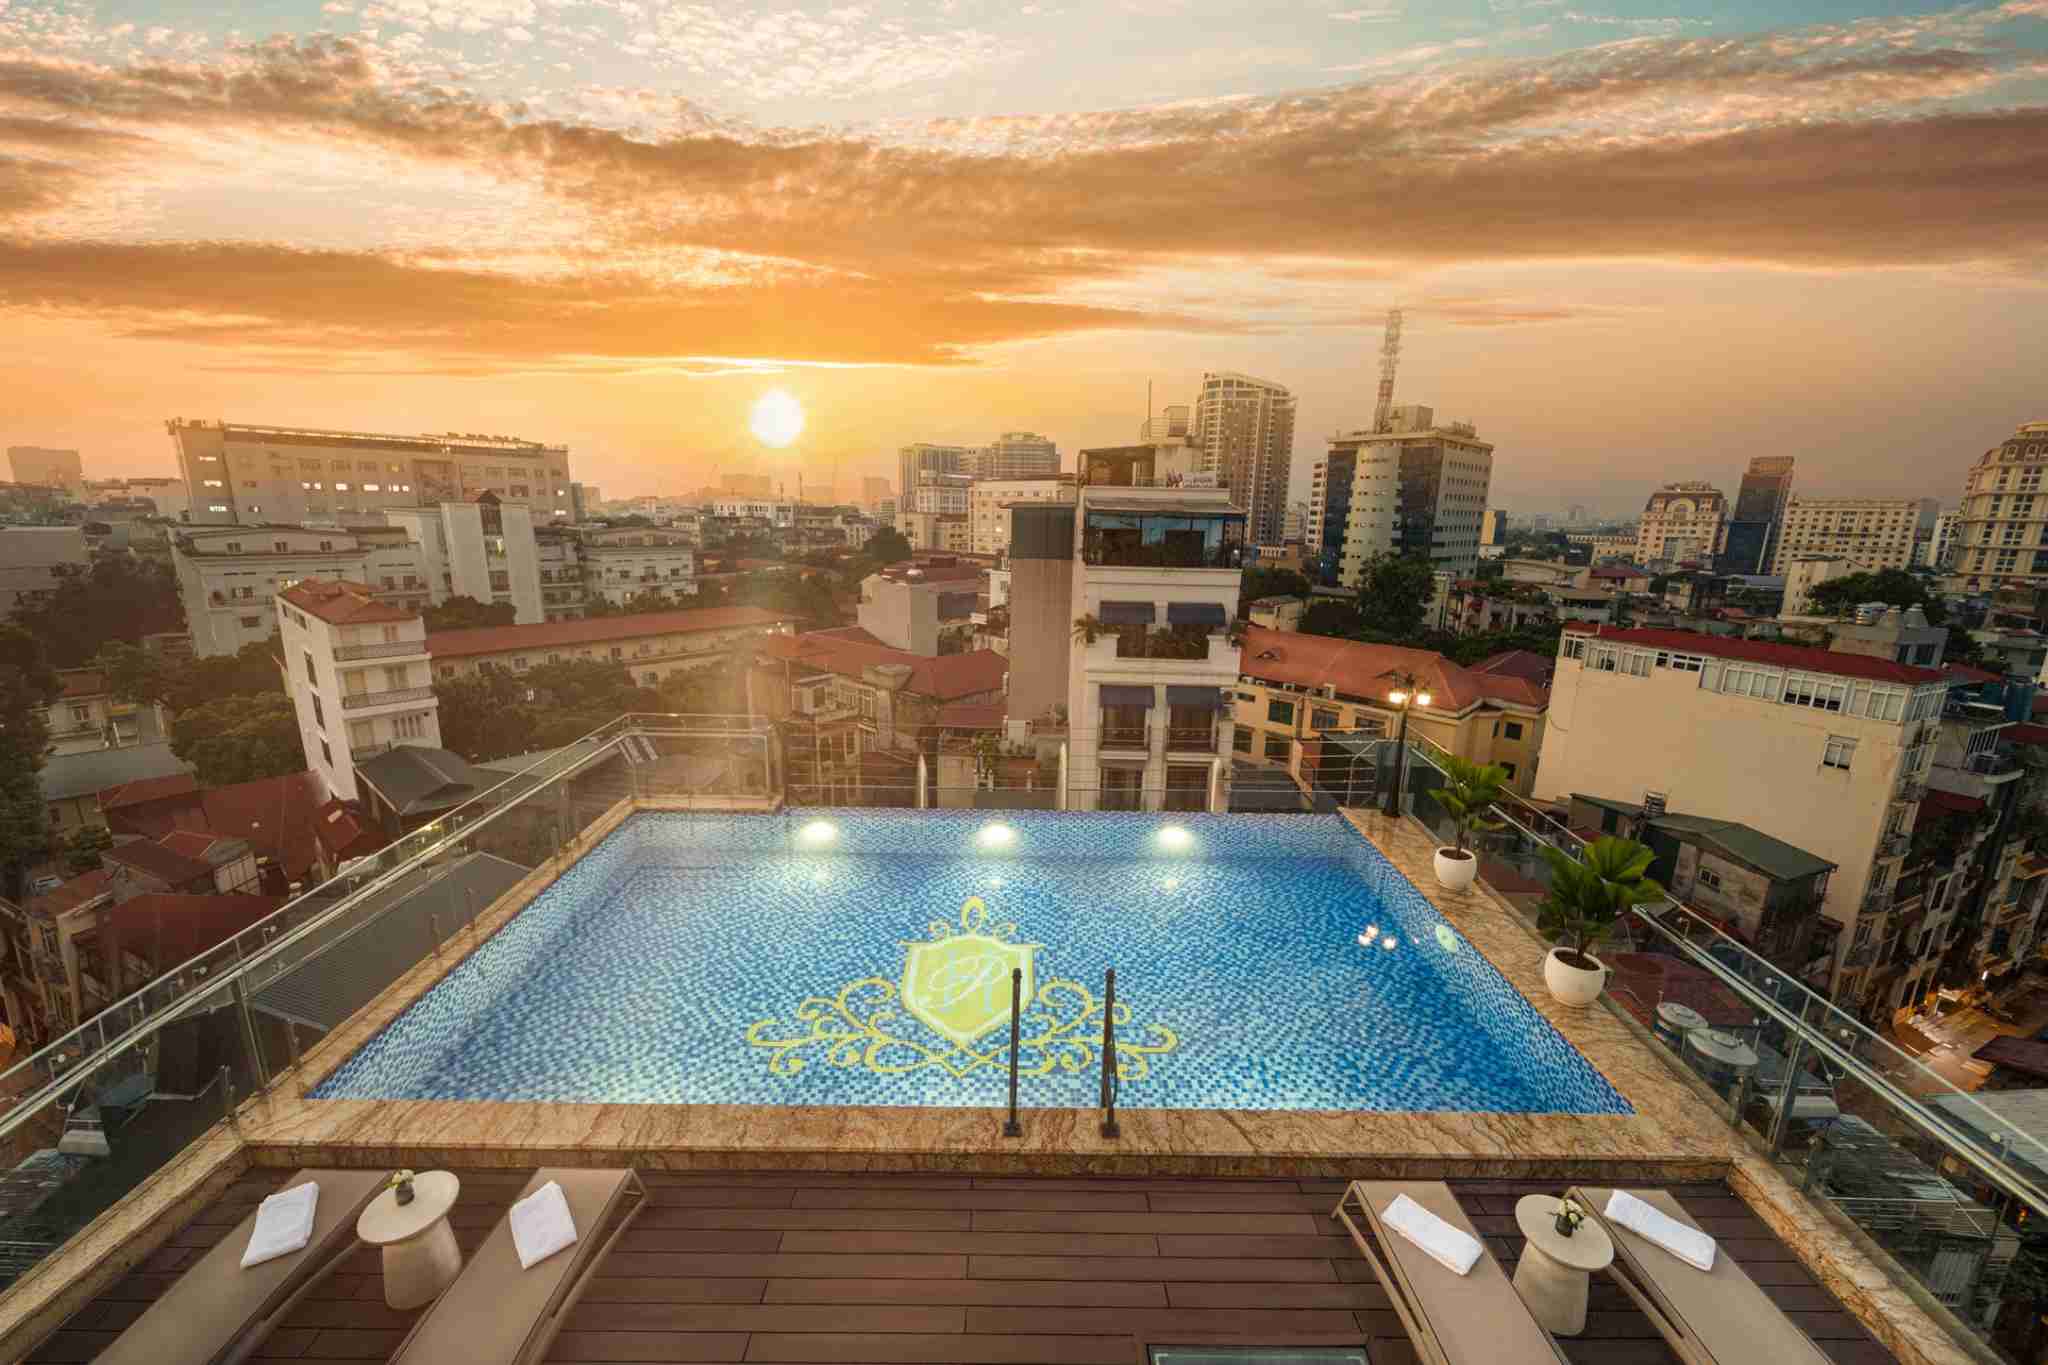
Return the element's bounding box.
[749,389,805,448]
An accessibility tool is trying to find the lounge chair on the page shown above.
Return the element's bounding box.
[1332,1180,1569,1365]
[96,1167,388,1365]
[1569,1186,1831,1365]
[388,1167,645,1365]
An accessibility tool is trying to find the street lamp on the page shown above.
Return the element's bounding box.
[1379,670,1432,817]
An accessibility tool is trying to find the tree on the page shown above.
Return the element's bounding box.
[62,824,113,874]
[1536,836,1664,967]
[433,671,538,761]
[8,557,183,667]
[1241,567,1311,602]
[860,527,912,569]
[1805,569,1946,623]
[169,692,303,787]
[98,637,284,713]
[1300,600,1367,639]
[1429,756,1508,856]
[421,596,517,632]
[0,624,60,900]
[1354,554,1436,640]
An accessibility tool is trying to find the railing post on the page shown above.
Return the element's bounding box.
[219,1065,237,1132]
[1099,967,1120,1139]
[1003,968,1023,1139]
[230,977,266,1096]
[428,911,442,957]
[285,1020,304,1096]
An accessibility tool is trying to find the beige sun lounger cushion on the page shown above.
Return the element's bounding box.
[1571,1186,1831,1365]
[95,1167,389,1365]
[389,1167,645,1365]
[1333,1180,1569,1365]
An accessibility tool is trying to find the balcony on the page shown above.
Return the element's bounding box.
[1099,721,1149,750]
[332,640,427,662]
[1879,833,1909,859]
[1165,724,1218,753]
[1113,626,1214,661]
[1965,748,2023,782]
[340,685,435,710]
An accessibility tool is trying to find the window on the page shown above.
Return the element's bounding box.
[319,738,332,765]
[394,712,425,740]
[1263,734,1291,761]
[225,541,242,553]
[1310,707,1339,731]
[1267,699,1295,725]
[1499,761,1517,781]
[302,651,317,685]
[1502,720,1524,741]
[1783,674,1846,712]
[1823,736,1857,770]
[1232,727,1251,752]
[311,693,324,728]
[1698,866,1723,891]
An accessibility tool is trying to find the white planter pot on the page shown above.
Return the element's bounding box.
[1544,947,1608,1007]
[1433,847,1479,891]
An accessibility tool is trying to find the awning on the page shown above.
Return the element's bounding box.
[1099,600,1156,625]
[1165,685,1223,710]
[1166,602,1228,627]
[1100,684,1155,708]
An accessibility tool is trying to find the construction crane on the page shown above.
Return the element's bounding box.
[1371,307,1404,434]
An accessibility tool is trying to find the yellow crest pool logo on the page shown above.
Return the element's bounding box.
[745,895,1178,1084]
[900,898,1037,1048]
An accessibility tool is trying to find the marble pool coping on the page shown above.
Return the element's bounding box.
[218,799,1974,1364]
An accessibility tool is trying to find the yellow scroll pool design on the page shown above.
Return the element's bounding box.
[745,896,1180,1082]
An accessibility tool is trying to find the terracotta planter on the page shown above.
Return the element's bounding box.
[1543,947,1607,1007]
[1433,847,1479,890]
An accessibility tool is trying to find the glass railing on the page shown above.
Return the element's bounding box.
[1389,734,2048,1360]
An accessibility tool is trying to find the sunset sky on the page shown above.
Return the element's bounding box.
[1,0,2044,515]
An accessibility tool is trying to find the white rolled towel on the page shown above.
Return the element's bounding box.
[1381,1193,1482,1277]
[509,1179,579,1270]
[1605,1190,1716,1272]
[242,1181,319,1269]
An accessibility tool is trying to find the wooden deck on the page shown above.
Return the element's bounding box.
[30,1169,1895,1364]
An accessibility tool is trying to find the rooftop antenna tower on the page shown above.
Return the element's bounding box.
[1372,307,1404,434]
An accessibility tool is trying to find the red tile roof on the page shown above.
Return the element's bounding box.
[280,578,417,626]
[98,772,200,811]
[27,869,111,915]
[427,605,794,660]
[1237,627,1546,712]
[752,633,1008,701]
[198,771,342,881]
[873,558,984,584]
[1563,625,1949,684]
[57,670,105,699]
[1943,663,2001,684]
[158,831,233,860]
[103,893,285,964]
[1469,650,1554,684]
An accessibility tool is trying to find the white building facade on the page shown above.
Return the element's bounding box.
[277,579,440,802]
[173,525,429,656]
[969,478,1074,556]
[1769,496,1935,575]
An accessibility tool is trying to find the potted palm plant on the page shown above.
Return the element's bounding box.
[1535,836,1662,1006]
[1071,614,1106,645]
[1427,756,1508,890]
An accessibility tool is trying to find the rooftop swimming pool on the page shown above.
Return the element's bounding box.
[315,811,1631,1115]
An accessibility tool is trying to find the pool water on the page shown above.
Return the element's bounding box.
[315,811,1631,1115]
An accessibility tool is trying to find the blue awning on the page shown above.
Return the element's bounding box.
[1099,600,1156,625]
[1166,602,1228,627]
[1100,684,1155,708]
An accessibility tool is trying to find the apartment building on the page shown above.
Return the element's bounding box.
[575,525,697,609]
[748,631,1008,770]
[172,524,426,656]
[428,604,796,688]
[1565,532,1640,564]
[1535,625,1951,1010]
[1634,483,1728,565]
[82,476,191,522]
[707,499,795,526]
[1233,631,1548,795]
[0,525,86,617]
[1332,405,1496,586]
[896,444,974,515]
[1727,456,1795,574]
[1948,421,2048,594]
[1193,372,1295,545]
[1919,510,1959,571]
[897,510,970,553]
[968,477,1074,555]
[857,557,983,655]
[974,433,1059,481]
[39,670,167,757]
[167,420,574,526]
[385,498,545,624]
[6,446,82,492]
[277,579,441,803]
[1306,450,1356,584]
[1768,496,1935,575]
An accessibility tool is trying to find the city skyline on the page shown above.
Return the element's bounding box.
[0,0,2043,511]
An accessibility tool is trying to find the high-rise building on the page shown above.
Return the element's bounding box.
[974,433,1059,481]
[1332,405,1495,586]
[1192,372,1296,545]
[968,477,1075,556]
[1480,509,1508,546]
[862,476,892,510]
[7,446,83,492]
[1917,511,1959,570]
[1305,451,1356,585]
[896,443,974,513]
[1724,456,1795,573]
[1768,497,1935,575]
[166,420,574,526]
[385,498,548,625]
[1950,421,2048,594]
[1635,483,1728,566]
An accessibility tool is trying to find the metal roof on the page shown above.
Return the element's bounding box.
[38,744,194,803]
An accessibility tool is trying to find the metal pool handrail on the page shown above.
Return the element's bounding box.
[1398,736,2048,1220]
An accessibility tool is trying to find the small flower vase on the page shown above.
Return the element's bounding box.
[1553,1211,1576,1237]
[394,1171,416,1207]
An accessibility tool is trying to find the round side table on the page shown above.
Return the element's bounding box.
[356,1171,462,1309]
[1512,1195,1613,1336]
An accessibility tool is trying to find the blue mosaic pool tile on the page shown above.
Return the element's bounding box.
[315,811,1631,1116]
